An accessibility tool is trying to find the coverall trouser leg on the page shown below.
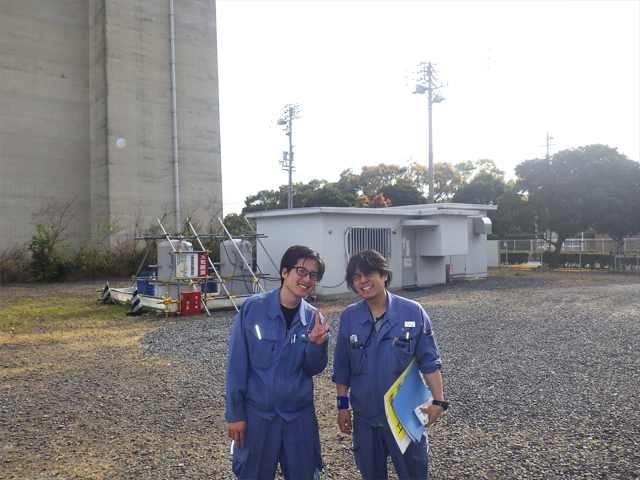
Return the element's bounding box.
[232,405,323,480]
[352,416,429,480]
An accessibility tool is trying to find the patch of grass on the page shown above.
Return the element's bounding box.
[0,296,129,333]
[489,265,639,284]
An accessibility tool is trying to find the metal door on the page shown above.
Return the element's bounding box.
[402,229,417,287]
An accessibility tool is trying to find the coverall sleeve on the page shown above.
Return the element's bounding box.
[331,312,352,387]
[225,308,249,423]
[303,310,328,376]
[414,306,442,375]
[304,340,328,377]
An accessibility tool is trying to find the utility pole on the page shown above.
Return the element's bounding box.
[542,132,555,161]
[412,62,446,203]
[277,104,300,209]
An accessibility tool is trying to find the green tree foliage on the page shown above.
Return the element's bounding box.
[581,148,640,252]
[475,159,505,179]
[433,163,465,202]
[29,224,73,281]
[243,187,288,212]
[294,180,358,208]
[222,213,255,237]
[404,161,429,196]
[452,172,505,205]
[28,196,80,281]
[516,144,639,266]
[380,179,426,206]
[454,160,476,182]
[358,164,406,197]
[491,180,533,237]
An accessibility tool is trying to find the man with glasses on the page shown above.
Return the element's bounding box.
[226,245,330,480]
[333,249,447,480]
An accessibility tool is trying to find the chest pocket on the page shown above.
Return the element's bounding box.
[247,325,278,370]
[391,333,415,375]
[348,347,368,375]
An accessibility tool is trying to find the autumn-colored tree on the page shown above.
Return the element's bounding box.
[368,193,392,208]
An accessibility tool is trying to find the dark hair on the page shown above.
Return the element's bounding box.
[345,249,393,292]
[280,245,326,285]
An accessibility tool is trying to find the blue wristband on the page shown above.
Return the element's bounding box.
[336,396,349,410]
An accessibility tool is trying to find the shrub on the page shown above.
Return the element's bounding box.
[500,250,529,264]
[0,244,32,283]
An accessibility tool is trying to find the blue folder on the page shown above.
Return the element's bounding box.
[391,360,432,443]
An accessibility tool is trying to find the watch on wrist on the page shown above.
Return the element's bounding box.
[432,400,449,411]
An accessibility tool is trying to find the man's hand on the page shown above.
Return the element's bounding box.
[228,421,247,447]
[419,404,445,428]
[337,408,352,435]
[309,309,330,345]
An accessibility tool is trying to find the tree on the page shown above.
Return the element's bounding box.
[475,159,505,179]
[404,161,429,197]
[222,213,255,237]
[296,181,358,208]
[28,196,82,281]
[454,161,476,182]
[491,180,534,238]
[368,193,392,208]
[580,149,640,253]
[380,180,426,206]
[433,163,465,202]
[515,144,637,266]
[336,168,362,195]
[452,172,505,205]
[243,188,288,213]
[358,164,406,197]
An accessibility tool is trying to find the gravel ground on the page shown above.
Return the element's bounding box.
[1,271,639,479]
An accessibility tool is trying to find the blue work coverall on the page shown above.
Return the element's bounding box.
[226,287,327,479]
[332,292,442,480]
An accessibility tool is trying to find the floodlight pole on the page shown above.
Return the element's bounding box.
[413,62,446,203]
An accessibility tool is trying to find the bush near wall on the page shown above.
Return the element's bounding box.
[500,251,530,264]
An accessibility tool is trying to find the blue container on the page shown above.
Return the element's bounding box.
[204,280,219,294]
[204,267,219,294]
[136,272,157,296]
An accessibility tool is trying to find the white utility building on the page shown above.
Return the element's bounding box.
[247,203,497,299]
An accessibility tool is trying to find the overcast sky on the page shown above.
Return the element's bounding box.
[215,0,640,214]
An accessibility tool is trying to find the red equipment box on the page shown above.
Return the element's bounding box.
[180,291,201,316]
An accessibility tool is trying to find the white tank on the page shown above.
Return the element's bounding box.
[219,239,253,296]
[156,239,193,283]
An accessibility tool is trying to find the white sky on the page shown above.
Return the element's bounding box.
[215,0,640,214]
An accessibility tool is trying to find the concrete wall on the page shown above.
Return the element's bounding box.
[0,0,222,248]
[1,0,91,245]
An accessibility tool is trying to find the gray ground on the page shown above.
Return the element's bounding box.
[1,271,639,479]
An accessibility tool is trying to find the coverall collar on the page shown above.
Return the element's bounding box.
[266,287,310,327]
[356,291,400,329]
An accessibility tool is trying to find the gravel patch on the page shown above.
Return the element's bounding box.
[140,274,640,479]
[2,273,638,479]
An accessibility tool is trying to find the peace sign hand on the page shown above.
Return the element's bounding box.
[309,308,330,345]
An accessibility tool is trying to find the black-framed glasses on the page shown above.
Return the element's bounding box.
[350,271,376,283]
[293,266,321,282]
